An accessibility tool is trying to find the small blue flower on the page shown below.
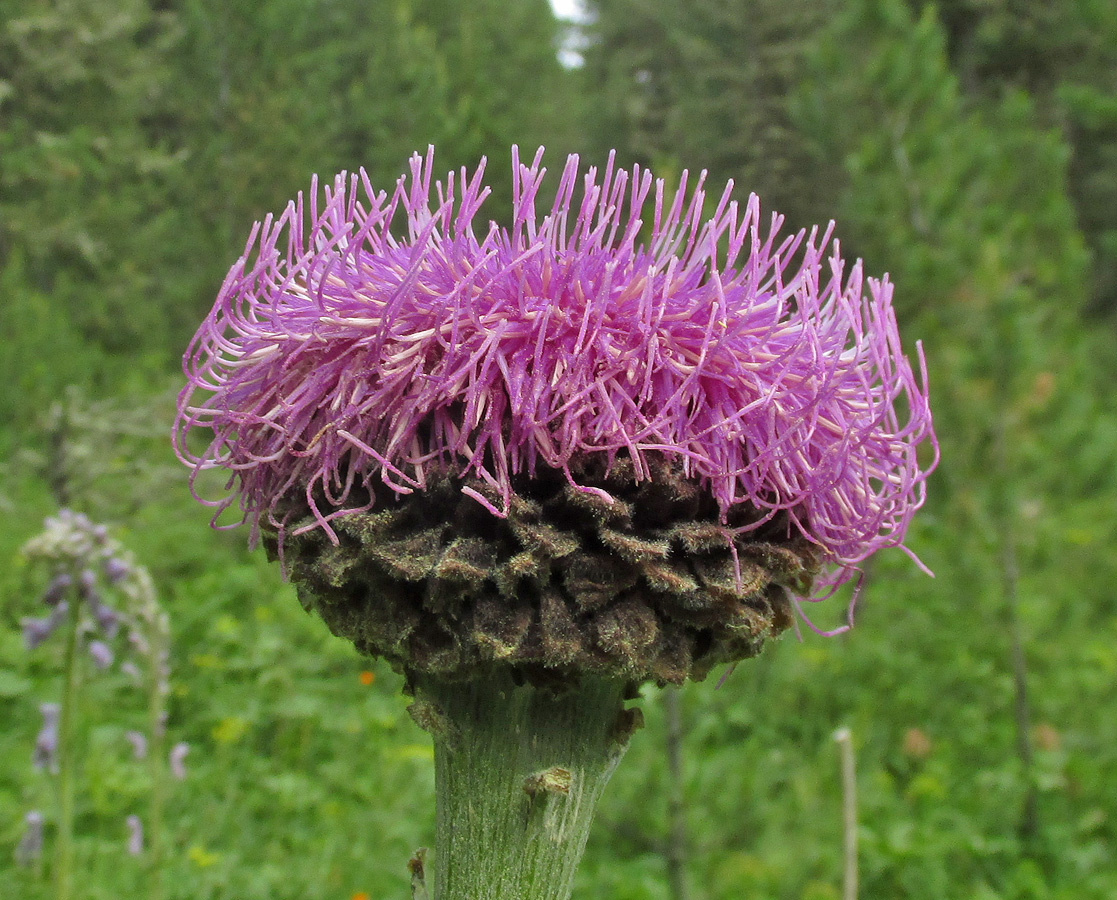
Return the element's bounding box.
[42,572,72,606]
[22,616,54,651]
[169,742,189,780]
[103,557,130,585]
[126,730,148,760]
[126,814,144,856]
[89,597,120,638]
[88,640,114,670]
[33,703,60,773]
[78,569,98,600]
[14,810,44,866]
[22,602,69,651]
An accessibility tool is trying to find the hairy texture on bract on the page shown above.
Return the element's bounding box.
[264,455,811,685]
[174,147,936,585]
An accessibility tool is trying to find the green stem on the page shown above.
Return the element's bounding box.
[663,686,689,900]
[147,667,166,900]
[54,595,82,900]
[414,672,635,900]
[834,727,858,900]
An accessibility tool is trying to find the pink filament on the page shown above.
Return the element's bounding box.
[174,147,937,587]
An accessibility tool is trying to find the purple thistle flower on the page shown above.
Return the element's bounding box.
[169,741,189,779]
[126,814,144,856]
[33,703,60,772]
[175,147,935,596]
[14,810,44,866]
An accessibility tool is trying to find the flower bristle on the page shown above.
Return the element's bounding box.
[174,146,936,585]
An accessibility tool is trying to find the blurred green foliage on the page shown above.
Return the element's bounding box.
[2,0,1116,898]
[908,0,1117,317]
[581,0,841,235]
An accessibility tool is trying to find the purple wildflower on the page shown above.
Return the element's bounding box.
[42,572,73,606]
[78,568,121,637]
[88,639,114,670]
[175,147,935,592]
[14,810,44,866]
[88,595,120,638]
[23,601,70,650]
[103,556,131,584]
[33,703,60,772]
[169,741,189,779]
[126,814,144,856]
[126,730,148,759]
[23,615,55,651]
[78,568,98,599]
[127,627,150,655]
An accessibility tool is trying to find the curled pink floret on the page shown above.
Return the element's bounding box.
[174,147,936,576]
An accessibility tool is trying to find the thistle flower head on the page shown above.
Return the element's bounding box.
[176,149,935,678]
[176,147,934,574]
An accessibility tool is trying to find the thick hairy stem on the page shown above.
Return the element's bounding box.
[413,672,636,900]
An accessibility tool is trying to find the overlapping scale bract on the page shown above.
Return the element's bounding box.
[266,456,812,684]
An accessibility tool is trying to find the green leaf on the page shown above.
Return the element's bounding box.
[0,669,33,698]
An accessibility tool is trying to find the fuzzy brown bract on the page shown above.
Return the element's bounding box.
[265,453,818,686]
